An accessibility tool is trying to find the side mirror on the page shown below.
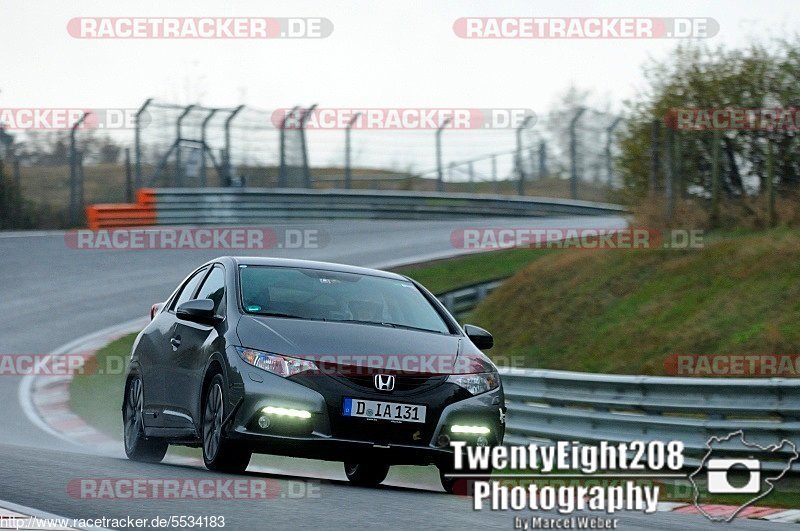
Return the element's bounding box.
[176,299,219,325]
[463,324,493,350]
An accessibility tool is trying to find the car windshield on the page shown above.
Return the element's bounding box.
[239,265,451,334]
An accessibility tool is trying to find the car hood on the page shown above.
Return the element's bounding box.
[236,315,463,374]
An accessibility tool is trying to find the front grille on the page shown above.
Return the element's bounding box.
[338,373,446,394]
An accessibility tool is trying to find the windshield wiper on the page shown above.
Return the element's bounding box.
[339,320,443,334]
[382,322,445,334]
[340,319,397,328]
[252,311,325,321]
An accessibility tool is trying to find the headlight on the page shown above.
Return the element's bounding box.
[447,372,500,395]
[236,347,317,377]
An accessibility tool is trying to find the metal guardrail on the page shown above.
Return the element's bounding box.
[138,188,626,225]
[499,368,800,471]
[431,257,800,472]
[436,278,505,318]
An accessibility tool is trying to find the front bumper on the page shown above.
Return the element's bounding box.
[226,366,505,467]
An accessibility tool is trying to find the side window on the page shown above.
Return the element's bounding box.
[195,266,226,315]
[170,268,207,311]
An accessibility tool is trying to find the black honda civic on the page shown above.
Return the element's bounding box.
[123,256,505,492]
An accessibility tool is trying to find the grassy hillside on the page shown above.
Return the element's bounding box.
[395,248,551,294]
[469,228,800,374]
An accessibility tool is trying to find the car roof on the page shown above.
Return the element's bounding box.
[208,256,408,281]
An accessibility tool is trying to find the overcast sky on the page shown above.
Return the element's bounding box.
[3,0,799,173]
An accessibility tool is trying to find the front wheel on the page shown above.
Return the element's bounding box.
[202,374,251,473]
[343,462,390,487]
[123,376,168,463]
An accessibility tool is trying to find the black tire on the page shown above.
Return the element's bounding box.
[123,376,168,463]
[343,462,390,487]
[202,374,251,473]
[439,466,492,495]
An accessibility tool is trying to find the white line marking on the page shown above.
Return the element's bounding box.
[18,317,147,446]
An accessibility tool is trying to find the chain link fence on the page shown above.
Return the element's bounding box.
[2,99,627,228]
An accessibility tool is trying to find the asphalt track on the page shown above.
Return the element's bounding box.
[0,217,788,529]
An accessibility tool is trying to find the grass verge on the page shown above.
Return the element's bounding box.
[469,227,800,374]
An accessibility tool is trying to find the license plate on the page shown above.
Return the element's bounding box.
[342,398,426,423]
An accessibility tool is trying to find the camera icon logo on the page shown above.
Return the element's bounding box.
[689,430,798,522]
[706,458,760,494]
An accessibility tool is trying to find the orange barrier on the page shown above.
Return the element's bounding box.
[85,191,156,230]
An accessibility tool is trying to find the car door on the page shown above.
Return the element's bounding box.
[164,264,227,429]
[142,266,208,428]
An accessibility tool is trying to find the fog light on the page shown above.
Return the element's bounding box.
[437,434,451,447]
[476,436,488,447]
[451,425,490,435]
[263,406,311,419]
[258,416,270,429]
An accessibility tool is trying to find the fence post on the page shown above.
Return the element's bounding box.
[10,148,21,222]
[649,119,661,197]
[200,108,218,187]
[710,130,721,228]
[538,141,547,179]
[516,115,534,195]
[436,119,451,192]
[491,155,498,193]
[300,104,317,189]
[125,148,133,203]
[134,98,152,190]
[605,117,623,187]
[174,105,195,188]
[664,127,675,224]
[279,106,299,188]
[223,105,244,187]
[344,112,361,190]
[766,139,776,227]
[69,112,89,227]
[78,152,85,219]
[468,161,475,193]
[569,108,586,199]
